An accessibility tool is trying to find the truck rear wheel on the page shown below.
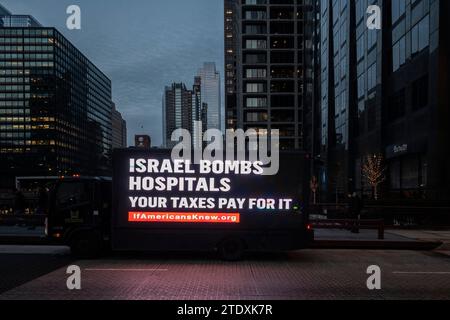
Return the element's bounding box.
[219,238,245,261]
[70,231,102,259]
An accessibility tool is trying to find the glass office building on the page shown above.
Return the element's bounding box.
[163,80,208,149]
[0,8,113,188]
[382,0,449,201]
[0,5,41,28]
[111,103,127,150]
[318,0,450,202]
[318,0,382,197]
[163,83,194,149]
[197,63,221,131]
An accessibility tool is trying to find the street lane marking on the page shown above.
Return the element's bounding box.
[85,268,168,272]
[393,272,450,275]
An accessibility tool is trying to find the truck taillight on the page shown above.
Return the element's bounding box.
[306,223,313,231]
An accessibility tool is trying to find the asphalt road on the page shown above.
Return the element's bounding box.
[0,246,73,295]
[0,247,449,300]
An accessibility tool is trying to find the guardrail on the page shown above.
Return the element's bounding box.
[311,219,385,240]
[309,203,348,218]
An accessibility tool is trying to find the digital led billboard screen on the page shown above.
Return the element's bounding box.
[112,149,309,228]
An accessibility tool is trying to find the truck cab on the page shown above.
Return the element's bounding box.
[46,177,112,257]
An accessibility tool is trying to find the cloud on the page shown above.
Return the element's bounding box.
[2,0,225,146]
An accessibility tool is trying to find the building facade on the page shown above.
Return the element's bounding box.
[197,62,221,131]
[224,0,315,151]
[163,80,208,149]
[134,135,151,149]
[225,0,239,130]
[192,76,208,148]
[0,4,41,28]
[0,7,113,188]
[111,103,127,149]
[319,0,360,199]
[163,83,194,148]
[317,0,450,202]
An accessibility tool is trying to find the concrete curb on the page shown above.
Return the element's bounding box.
[0,236,51,246]
[311,240,443,250]
[0,236,444,252]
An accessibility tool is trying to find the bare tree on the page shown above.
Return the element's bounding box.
[362,154,386,200]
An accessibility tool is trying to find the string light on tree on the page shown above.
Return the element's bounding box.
[362,154,386,200]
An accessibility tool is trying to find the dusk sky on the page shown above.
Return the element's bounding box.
[1,0,225,146]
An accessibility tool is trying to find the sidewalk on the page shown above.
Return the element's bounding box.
[387,229,450,243]
[313,228,445,251]
[387,229,450,254]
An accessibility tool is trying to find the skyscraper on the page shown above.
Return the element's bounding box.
[197,62,221,131]
[317,0,450,203]
[111,103,127,149]
[225,0,239,130]
[163,83,194,148]
[163,79,208,149]
[0,4,41,27]
[192,76,208,149]
[318,0,359,198]
[0,6,114,188]
[224,0,315,151]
